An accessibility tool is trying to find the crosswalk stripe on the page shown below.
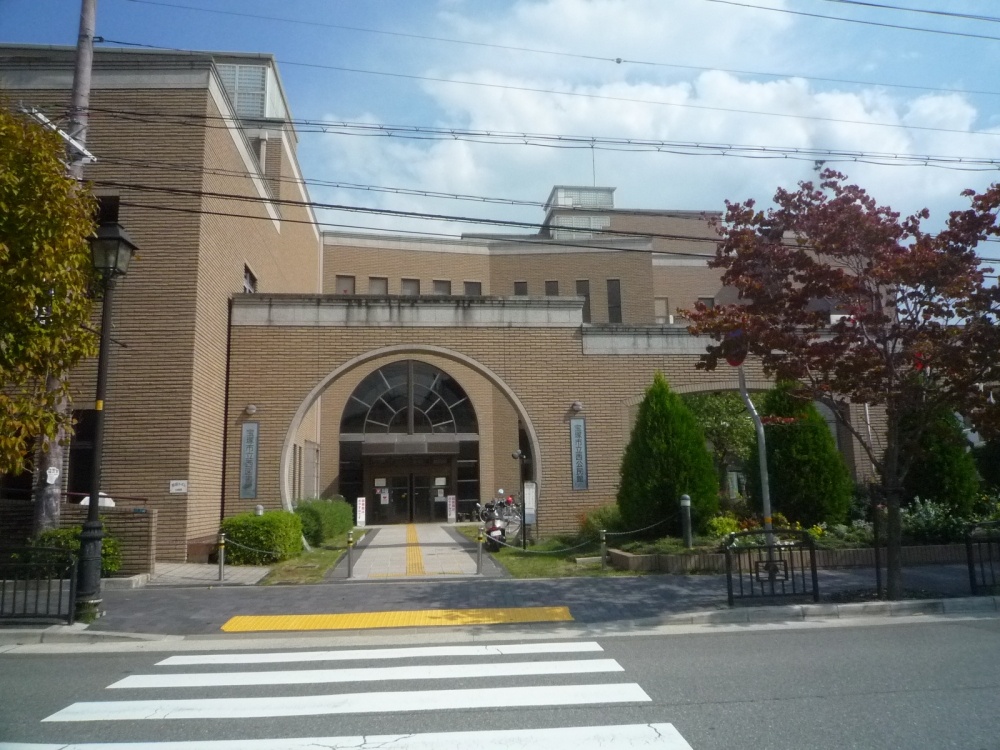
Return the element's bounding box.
[156,641,604,666]
[0,722,694,749]
[110,658,623,689]
[43,683,651,722]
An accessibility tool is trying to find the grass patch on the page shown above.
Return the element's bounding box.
[260,529,364,585]
[617,536,722,555]
[453,525,648,579]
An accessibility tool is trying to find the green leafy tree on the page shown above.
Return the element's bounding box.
[617,372,718,536]
[746,383,853,526]
[0,106,97,503]
[973,439,1000,493]
[902,405,979,517]
[683,391,757,491]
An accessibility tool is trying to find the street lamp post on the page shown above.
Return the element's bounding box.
[512,449,527,549]
[76,222,137,619]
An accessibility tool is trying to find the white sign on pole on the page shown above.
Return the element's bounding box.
[356,496,367,527]
[447,495,457,523]
[524,481,537,524]
[380,488,389,505]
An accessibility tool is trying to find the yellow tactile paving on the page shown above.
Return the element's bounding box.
[406,524,426,576]
[221,606,573,632]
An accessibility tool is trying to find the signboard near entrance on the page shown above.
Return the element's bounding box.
[356,496,366,527]
[524,481,537,524]
[570,417,588,490]
[239,422,259,499]
[379,488,389,505]
[447,495,456,523]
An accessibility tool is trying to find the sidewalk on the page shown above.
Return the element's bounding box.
[1,524,996,643]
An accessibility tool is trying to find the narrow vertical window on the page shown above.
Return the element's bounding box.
[243,265,257,294]
[607,278,622,323]
[655,296,670,324]
[575,279,591,323]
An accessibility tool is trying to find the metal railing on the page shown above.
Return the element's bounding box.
[966,520,1000,596]
[0,547,77,625]
[724,529,819,607]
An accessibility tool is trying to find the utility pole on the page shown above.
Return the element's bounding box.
[33,0,97,533]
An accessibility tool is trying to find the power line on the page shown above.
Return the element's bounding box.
[702,0,1000,42]
[818,0,1000,23]
[82,104,1000,166]
[99,179,1000,261]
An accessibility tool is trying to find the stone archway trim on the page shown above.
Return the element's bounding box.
[280,344,542,514]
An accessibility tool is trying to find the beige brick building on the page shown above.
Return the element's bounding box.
[1,48,871,559]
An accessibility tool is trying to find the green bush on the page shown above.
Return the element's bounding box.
[705,512,741,538]
[973,440,1000,492]
[32,526,123,576]
[221,511,303,565]
[747,383,852,527]
[579,504,623,540]
[901,498,968,545]
[295,497,354,546]
[903,407,980,517]
[617,372,718,536]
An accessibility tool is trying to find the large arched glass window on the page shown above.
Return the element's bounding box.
[340,360,478,435]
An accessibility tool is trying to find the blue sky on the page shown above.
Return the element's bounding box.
[3,0,1000,237]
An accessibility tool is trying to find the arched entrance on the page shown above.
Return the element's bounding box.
[339,359,480,524]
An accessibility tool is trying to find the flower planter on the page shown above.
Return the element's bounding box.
[608,543,969,574]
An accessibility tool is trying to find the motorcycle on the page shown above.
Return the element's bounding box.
[476,502,508,552]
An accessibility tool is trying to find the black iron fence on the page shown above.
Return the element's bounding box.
[0,547,77,625]
[725,529,819,607]
[966,520,1000,596]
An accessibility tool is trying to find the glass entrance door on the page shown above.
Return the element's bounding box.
[369,462,453,524]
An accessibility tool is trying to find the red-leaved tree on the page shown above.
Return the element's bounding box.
[687,170,1000,599]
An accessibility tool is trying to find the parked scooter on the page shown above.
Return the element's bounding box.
[476,502,508,552]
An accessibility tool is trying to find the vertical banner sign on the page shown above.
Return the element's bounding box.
[239,422,259,499]
[523,481,537,524]
[356,496,367,527]
[446,495,457,523]
[570,417,588,490]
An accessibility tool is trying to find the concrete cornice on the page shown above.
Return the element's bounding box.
[231,294,585,327]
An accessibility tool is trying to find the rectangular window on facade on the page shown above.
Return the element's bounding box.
[545,280,559,296]
[655,296,671,324]
[463,281,482,296]
[514,281,528,296]
[607,278,622,323]
[432,279,452,295]
[243,265,257,294]
[401,278,420,296]
[335,275,356,294]
[368,276,388,295]
[575,279,591,323]
[698,296,715,309]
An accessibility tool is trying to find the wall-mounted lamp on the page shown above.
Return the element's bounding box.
[570,400,584,412]
[245,404,258,416]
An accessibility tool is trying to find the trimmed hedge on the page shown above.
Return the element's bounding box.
[221,511,303,565]
[32,526,123,576]
[295,497,354,546]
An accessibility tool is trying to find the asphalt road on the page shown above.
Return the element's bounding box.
[2,616,998,749]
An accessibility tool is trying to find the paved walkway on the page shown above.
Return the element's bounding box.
[346,524,480,579]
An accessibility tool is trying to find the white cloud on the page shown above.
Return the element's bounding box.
[306,0,1000,238]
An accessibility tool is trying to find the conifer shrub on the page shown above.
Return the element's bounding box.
[617,372,718,536]
[903,406,980,518]
[747,382,852,527]
[220,511,302,565]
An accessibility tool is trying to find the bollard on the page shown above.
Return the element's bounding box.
[347,530,354,579]
[680,494,692,549]
[600,529,606,571]
[477,526,484,575]
[217,531,226,582]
